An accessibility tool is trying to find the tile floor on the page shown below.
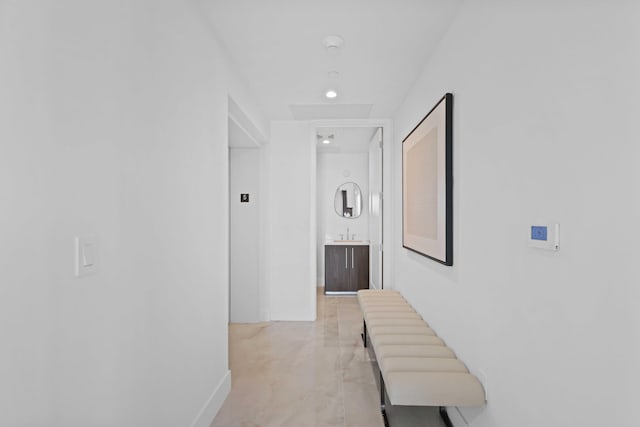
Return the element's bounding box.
[211,289,446,427]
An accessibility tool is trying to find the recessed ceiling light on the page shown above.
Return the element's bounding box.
[322,138,331,144]
[325,89,338,99]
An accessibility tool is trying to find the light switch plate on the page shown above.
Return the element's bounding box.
[75,236,98,277]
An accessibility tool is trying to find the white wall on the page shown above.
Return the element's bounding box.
[0,1,267,425]
[392,2,640,427]
[316,152,370,286]
[267,122,315,320]
[229,149,261,323]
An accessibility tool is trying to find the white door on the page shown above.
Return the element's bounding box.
[368,128,383,289]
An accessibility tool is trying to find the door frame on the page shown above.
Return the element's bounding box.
[227,96,269,322]
[310,119,393,300]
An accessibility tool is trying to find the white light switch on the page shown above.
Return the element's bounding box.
[75,236,98,277]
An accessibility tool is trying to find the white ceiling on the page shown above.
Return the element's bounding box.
[201,0,462,120]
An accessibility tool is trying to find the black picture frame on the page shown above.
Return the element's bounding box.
[402,93,453,266]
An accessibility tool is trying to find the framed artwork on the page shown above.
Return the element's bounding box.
[402,93,453,266]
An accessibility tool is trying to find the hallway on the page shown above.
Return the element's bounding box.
[211,291,446,427]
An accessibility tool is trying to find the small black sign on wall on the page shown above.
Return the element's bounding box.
[240,193,250,203]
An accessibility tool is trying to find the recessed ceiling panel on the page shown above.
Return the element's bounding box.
[290,104,372,120]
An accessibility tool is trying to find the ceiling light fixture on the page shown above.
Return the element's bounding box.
[317,134,335,144]
[325,89,338,99]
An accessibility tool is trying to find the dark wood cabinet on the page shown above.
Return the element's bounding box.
[350,245,369,291]
[324,245,369,294]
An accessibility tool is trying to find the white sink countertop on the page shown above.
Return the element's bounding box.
[325,240,370,246]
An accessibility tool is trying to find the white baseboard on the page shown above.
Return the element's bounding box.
[191,370,231,427]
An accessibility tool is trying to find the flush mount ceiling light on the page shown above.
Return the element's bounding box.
[325,89,338,99]
[322,35,344,54]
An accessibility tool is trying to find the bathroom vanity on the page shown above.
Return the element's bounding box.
[324,241,369,294]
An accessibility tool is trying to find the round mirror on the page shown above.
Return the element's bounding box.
[334,182,363,218]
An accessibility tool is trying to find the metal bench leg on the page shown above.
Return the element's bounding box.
[380,371,390,427]
[439,406,454,427]
[380,373,451,427]
[361,319,368,347]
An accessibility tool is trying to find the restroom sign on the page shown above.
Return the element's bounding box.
[240,193,250,203]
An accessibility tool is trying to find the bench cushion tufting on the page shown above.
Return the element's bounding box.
[357,289,485,413]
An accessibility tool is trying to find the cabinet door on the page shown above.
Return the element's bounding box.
[325,245,350,292]
[350,246,370,291]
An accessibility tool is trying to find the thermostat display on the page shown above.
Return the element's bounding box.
[529,224,559,251]
[531,226,548,241]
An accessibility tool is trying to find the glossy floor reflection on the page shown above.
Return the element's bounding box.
[211,289,445,427]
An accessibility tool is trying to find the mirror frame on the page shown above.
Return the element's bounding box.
[334,182,363,219]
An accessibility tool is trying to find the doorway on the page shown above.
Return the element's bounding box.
[315,126,384,292]
[227,97,266,323]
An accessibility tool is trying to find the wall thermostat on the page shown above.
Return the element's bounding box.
[528,224,559,251]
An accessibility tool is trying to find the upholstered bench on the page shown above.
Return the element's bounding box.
[357,289,485,427]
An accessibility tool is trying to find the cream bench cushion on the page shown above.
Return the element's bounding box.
[357,289,485,426]
[386,371,486,407]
